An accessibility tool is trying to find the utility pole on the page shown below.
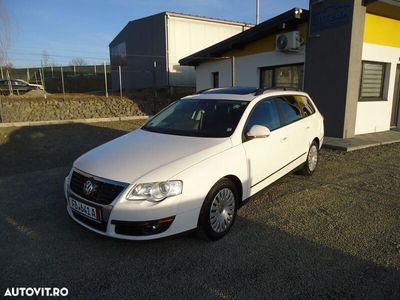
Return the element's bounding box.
[118,65,122,100]
[40,61,47,99]
[256,0,260,25]
[6,70,12,95]
[61,66,65,100]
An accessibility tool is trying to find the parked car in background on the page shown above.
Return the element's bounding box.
[17,79,44,90]
[65,87,324,240]
[0,79,43,95]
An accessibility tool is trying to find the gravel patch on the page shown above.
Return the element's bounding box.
[0,121,399,299]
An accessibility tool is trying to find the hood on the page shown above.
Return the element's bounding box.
[73,129,232,183]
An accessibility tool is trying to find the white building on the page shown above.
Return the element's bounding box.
[109,12,251,90]
[180,1,400,138]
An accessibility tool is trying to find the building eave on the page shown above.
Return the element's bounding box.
[179,8,309,67]
[365,0,400,20]
[165,11,252,27]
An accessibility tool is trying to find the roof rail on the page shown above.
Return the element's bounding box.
[197,87,259,95]
[195,88,213,94]
[254,86,303,96]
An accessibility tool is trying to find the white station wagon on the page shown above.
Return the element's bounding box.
[64,87,324,240]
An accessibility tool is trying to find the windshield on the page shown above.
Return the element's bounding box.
[142,99,249,137]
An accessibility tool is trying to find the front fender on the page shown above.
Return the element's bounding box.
[171,144,249,214]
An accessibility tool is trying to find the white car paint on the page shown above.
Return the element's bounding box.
[17,79,44,90]
[74,129,232,184]
[65,89,324,240]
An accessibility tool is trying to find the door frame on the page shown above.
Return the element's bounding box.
[390,64,400,128]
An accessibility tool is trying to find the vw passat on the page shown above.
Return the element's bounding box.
[65,87,324,240]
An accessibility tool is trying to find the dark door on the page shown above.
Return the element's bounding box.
[391,65,400,128]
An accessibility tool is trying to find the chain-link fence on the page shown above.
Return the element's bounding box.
[0,62,195,123]
[0,64,111,96]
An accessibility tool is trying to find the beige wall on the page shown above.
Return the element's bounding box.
[167,15,249,87]
[196,59,232,91]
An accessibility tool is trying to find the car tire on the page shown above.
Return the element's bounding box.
[300,141,319,176]
[198,178,238,240]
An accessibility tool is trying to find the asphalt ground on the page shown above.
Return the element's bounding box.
[0,120,399,299]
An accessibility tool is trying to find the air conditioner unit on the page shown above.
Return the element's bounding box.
[276,31,301,52]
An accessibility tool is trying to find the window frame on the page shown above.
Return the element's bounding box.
[259,63,304,90]
[359,61,387,102]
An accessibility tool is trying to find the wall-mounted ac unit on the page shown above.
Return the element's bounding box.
[276,31,301,52]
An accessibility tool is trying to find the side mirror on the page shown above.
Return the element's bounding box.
[246,125,271,139]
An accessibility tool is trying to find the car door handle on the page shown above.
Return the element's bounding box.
[281,137,287,142]
[306,126,311,130]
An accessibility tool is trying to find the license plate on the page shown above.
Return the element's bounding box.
[69,198,101,221]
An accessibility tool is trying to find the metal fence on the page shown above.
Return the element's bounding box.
[0,62,195,113]
[1,64,111,96]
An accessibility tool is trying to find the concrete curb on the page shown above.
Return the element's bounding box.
[323,135,400,152]
[322,143,380,152]
[0,115,149,128]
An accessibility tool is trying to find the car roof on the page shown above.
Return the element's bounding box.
[183,87,310,102]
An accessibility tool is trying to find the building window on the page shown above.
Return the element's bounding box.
[260,64,304,90]
[212,72,219,88]
[359,61,387,101]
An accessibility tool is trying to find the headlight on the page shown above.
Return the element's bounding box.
[126,181,183,202]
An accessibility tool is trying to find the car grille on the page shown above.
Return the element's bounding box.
[70,171,127,205]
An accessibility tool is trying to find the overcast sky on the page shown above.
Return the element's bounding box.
[4,0,309,67]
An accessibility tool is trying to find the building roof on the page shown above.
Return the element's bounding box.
[179,8,309,66]
[164,11,252,27]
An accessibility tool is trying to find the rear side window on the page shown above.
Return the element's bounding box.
[246,100,281,131]
[292,95,316,117]
[276,97,302,124]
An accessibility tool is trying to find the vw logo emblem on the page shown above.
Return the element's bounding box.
[83,180,95,196]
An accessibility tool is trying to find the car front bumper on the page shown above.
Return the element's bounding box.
[64,176,200,240]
